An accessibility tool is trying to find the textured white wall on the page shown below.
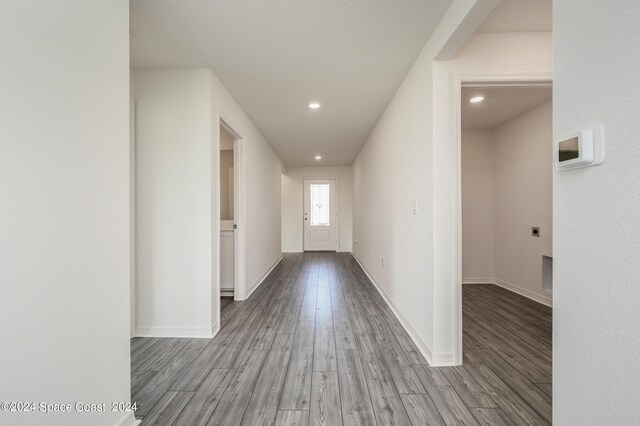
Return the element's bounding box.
[554,1,640,423]
[493,101,552,305]
[0,1,132,425]
[135,69,215,337]
[461,129,494,282]
[282,167,353,253]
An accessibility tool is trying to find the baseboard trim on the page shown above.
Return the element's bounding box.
[352,253,439,366]
[462,277,495,285]
[463,278,553,307]
[115,411,140,426]
[493,278,553,307]
[135,324,217,338]
[244,256,284,300]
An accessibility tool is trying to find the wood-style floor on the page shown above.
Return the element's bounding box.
[131,252,552,425]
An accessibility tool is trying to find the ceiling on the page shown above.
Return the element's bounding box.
[130,0,452,166]
[461,86,552,129]
[476,0,552,33]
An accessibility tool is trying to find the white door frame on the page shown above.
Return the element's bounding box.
[302,176,339,251]
[219,113,247,310]
[452,72,553,365]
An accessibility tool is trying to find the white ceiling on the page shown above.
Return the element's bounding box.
[476,0,552,33]
[461,86,552,129]
[130,0,452,166]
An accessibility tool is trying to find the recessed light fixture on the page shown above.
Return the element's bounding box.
[469,96,484,103]
[308,102,321,109]
[315,155,322,160]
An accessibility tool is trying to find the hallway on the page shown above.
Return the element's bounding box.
[131,253,552,425]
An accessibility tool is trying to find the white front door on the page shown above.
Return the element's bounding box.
[303,179,337,251]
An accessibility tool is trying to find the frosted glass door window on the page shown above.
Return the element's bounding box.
[310,184,330,226]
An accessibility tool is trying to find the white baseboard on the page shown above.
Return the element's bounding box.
[462,277,495,285]
[115,411,140,426]
[244,256,283,300]
[352,254,440,366]
[462,277,553,307]
[493,278,553,307]
[135,324,217,338]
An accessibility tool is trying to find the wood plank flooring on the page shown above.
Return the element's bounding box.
[131,252,552,425]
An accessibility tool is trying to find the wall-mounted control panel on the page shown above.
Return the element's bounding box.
[555,124,605,171]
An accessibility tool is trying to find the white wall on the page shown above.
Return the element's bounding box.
[211,73,284,298]
[134,68,284,335]
[554,1,640,423]
[493,101,552,305]
[0,1,132,425]
[461,129,494,282]
[135,69,215,337]
[282,167,353,253]
[354,3,552,364]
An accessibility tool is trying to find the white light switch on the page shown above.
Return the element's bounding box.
[412,200,418,215]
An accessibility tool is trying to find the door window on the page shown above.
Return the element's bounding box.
[310,184,330,226]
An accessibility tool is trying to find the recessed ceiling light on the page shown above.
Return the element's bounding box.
[315,155,322,160]
[308,102,321,109]
[470,96,484,103]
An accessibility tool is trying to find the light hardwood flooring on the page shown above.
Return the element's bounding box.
[131,252,552,425]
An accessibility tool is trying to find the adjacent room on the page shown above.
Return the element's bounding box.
[461,85,553,413]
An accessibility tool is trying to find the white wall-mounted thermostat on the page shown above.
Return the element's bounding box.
[555,124,605,171]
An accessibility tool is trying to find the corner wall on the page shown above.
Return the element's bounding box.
[135,69,215,337]
[554,1,640,423]
[134,68,284,337]
[461,129,494,282]
[282,166,353,253]
[0,1,132,424]
[353,17,552,362]
[493,101,552,305]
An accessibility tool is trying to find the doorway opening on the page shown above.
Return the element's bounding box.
[218,116,246,329]
[303,178,338,251]
[456,77,553,392]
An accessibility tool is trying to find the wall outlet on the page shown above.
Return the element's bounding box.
[531,227,540,237]
[381,257,385,268]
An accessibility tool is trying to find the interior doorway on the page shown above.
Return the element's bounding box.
[303,178,337,251]
[218,116,246,330]
[456,79,553,396]
[219,124,235,317]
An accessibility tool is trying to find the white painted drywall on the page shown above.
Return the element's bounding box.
[461,129,494,282]
[0,1,132,425]
[282,167,353,253]
[210,73,284,299]
[352,1,498,365]
[134,68,284,334]
[354,17,552,363]
[554,1,640,423]
[135,69,215,337]
[493,101,552,305]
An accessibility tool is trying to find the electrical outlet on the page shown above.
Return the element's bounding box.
[381,257,385,268]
